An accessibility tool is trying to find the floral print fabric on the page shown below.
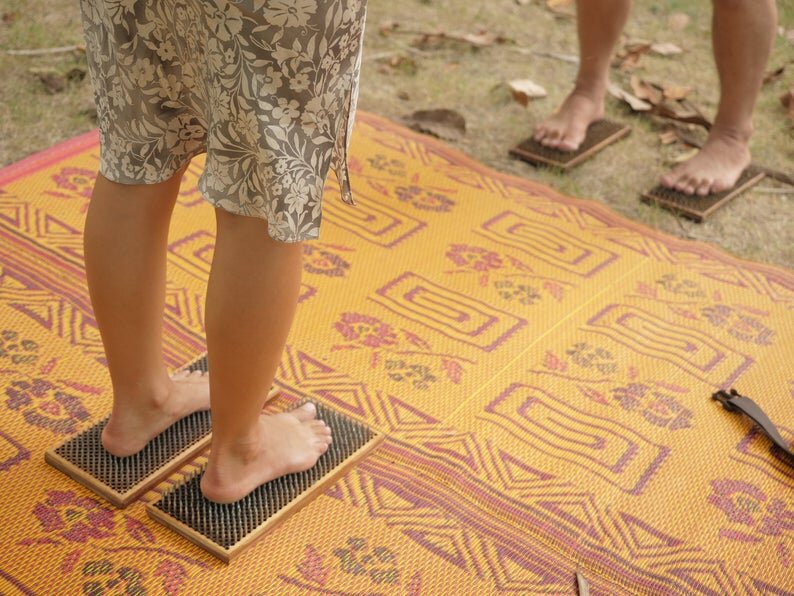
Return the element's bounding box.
[79,0,367,242]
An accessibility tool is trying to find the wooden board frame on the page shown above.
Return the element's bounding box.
[147,402,385,563]
[45,353,278,508]
[641,168,765,222]
[510,120,631,170]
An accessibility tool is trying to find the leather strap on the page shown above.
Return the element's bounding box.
[713,388,794,466]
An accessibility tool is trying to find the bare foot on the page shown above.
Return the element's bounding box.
[200,402,332,504]
[102,370,211,457]
[660,130,751,196]
[533,89,605,152]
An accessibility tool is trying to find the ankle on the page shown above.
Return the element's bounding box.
[571,78,608,101]
[210,431,263,465]
[111,376,173,412]
[709,121,753,146]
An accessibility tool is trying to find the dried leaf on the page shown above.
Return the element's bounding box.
[377,55,417,76]
[66,67,87,82]
[650,42,683,56]
[615,42,651,72]
[659,129,678,145]
[405,109,466,140]
[654,98,712,129]
[672,125,706,148]
[507,78,547,106]
[2,11,19,23]
[781,88,794,120]
[630,76,663,105]
[32,69,66,94]
[379,20,399,36]
[763,65,785,85]
[459,31,503,48]
[668,12,690,31]
[607,82,653,111]
[670,147,699,163]
[663,84,690,100]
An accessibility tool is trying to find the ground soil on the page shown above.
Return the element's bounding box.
[1,0,792,267]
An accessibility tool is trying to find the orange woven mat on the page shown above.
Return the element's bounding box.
[0,113,792,594]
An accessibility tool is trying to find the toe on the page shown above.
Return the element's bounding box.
[695,179,712,196]
[293,402,317,422]
[557,136,580,152]
[673,175,692,194]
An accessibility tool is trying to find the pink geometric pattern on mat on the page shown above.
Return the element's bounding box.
[483,383,669,494]
[323,186,427,248]
[372,272,526,352]
[730,426,794,489]
[357,446,696,594]
[585,303,753,387]
[0,429,30,473]
[276,344,441,432]
[476,210,619,277]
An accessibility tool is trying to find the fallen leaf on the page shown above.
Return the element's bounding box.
[763,65,785,85]
[377,55,417,76]
[615,41,651,72]
[2,11,19,23]
[781,88,794,119]
[670,147,699,163]
[405,108,466,140]
[630,76,663,105]
[672,126,706,148]
[65,67,87,82]
[545,0,575,18]
[668,12,690,31]
[650,42,683,56]
[662,84,690,100]
[507,78,547,106]
[607,82,653,111]
[654,98,711,129]
[659,129,679,145]
[460,31,503,48]
[379,20,399,36]
[31,69,66,94]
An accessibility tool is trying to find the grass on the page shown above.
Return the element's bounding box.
[0,0,792,267]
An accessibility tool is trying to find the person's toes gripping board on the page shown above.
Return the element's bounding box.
[147,399,384,563]
[45,354,280,508]
[641,167,765,222]
[510,120,631,170]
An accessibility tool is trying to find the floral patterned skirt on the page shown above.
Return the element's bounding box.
[79,0,367,242]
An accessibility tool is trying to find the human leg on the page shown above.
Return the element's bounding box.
[533,0,632,151]
[84,169,211,457]
[661,0,777,195]
[199,209,331,504]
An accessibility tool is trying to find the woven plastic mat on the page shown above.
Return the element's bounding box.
[0,113,792,594]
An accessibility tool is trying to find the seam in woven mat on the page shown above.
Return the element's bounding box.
[442,257,650,424]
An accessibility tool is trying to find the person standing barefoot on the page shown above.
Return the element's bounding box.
[532,0,777,196]
[79,0,368,503]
